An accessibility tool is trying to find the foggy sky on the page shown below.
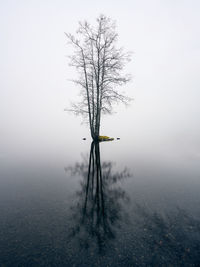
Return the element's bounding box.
[0,0,200,162]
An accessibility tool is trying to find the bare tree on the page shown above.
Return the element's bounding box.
[65,15,132,141]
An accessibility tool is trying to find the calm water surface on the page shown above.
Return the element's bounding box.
[0,137,200,266]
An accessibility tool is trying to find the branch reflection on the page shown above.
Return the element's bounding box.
[66,141,131,253]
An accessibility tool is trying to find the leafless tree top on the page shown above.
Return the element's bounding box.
[65,15,132,139]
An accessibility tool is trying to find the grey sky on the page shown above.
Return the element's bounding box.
[0,0,200,161]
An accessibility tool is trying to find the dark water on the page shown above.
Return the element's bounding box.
[0,137,200,266]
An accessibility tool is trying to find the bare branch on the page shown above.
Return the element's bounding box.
[65,15,132,139]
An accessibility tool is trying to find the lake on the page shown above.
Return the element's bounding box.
[0,132,200,266]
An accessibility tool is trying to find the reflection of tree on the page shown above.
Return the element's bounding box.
[65,141,130,253]
[65,143,200,265]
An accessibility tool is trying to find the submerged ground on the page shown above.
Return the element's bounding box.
[0,135,200,266]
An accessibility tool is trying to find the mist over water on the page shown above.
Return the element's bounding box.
[0,121,200,265]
